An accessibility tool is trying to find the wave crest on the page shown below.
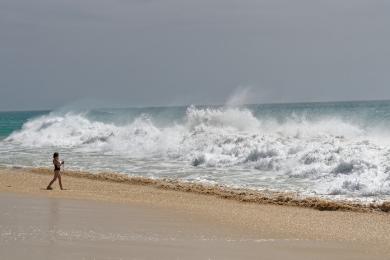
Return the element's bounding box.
[4,106,390,199]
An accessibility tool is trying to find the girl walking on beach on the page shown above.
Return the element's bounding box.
[46,152,65,190]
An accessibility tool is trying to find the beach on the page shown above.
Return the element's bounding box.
[2,0,390,257]
[1,168,389,259]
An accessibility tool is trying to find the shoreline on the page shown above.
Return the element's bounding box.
[21,167,390,213]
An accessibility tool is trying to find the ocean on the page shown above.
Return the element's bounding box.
[1,101,390,203]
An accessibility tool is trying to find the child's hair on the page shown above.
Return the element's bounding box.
[53,152,59,158]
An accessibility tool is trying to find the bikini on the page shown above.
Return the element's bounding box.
[53,159,61,171]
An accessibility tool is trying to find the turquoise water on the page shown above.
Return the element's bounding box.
[0,111,48,139]
[2,101,390,138]
[1,101,390,202]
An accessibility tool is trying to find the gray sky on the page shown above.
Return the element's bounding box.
[0,0,389,110]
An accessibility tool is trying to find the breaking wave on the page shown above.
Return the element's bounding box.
[4,104,390,201]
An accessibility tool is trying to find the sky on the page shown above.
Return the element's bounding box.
[0,0,389,110]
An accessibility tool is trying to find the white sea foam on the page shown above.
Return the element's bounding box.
[4,106,390,201]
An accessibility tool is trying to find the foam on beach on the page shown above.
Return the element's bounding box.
[28,168,390,213]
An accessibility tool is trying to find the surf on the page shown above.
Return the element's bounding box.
[2,101,390,202]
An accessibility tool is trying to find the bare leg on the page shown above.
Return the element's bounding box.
[47,171,59,190]
[58,173,63,190]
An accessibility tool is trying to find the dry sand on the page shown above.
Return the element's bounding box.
[1,168,390,259]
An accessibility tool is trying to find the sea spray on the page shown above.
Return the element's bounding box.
[225,86,253,107]
[2,101,390,202]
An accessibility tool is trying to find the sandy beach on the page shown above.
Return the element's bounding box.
[3,0,390,258]
[1,168,390,259]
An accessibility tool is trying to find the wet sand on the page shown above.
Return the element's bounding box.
[1,168,390,259]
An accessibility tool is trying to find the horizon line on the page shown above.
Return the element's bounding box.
[1,98,390,113]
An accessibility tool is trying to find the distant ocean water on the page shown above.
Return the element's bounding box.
[1,101,390,202]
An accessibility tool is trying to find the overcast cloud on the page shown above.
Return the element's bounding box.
[0,0,389,110]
